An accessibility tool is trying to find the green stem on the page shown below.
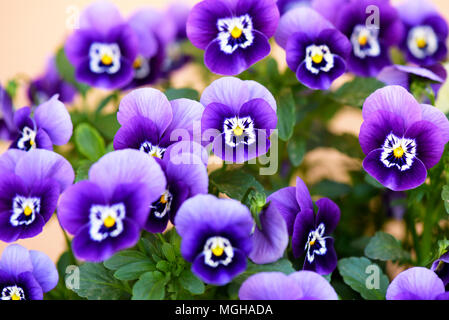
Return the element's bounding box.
[420,207,439,266]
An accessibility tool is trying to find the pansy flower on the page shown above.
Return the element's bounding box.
[0,86,15,140]
[28,57,77,105]
[248,202,289,264]
[387,267,449,300]
[144,147,208,233]
[359,86,449,191]
[239,271,338,300]
[333,0,403,77]
[175,194,253,285]
[9,95,72,152]
[275,7,351,90]
[432,251,449,287]
[0,244,58,300]
[58,150,166,262]
[397,0,448,66]
[65,1,138,89]
[186,0,280,75]
[268,177,340,275]
[201,77,277,163]
[0,149,74,242]
[277,0,311,16]
[114,88,204,160]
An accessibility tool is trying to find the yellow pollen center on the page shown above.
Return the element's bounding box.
[133,58,142,69]
[358,35,368,46]
[103,216,116,228]
[101,55,113,66]
[233,126,244,136]
[312,53,323,64]
[29,140,35,146]
[416,37,427,48]
[160,194,167,204]
[231,26,243,39]
[393,146,405,158]
[212,246,224,257]
[11,294,21,300]
[24,206,33,216]
[309,239,316,246]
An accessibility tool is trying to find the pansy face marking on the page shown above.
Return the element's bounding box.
[150,190,172,219]
[133,55,151,80]
[17,126,37,151]
[89,42,121,75]
[217,14,254,54]
[381,133,417,172]
[89,203,125,242]
[11,196,40,227]
[407,26,438,60]
[305,44,334,74]
[1,286,25,300]
[350,25,381,59]
[139,141,166,159]
[203,236,234,268]
[305,223,327,263]
[223,116,256,148]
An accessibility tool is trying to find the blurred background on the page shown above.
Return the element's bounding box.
[0,0,448,268]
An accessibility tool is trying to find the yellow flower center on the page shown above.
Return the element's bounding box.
[231,26,243,39]
[103,216,116,228]
[212,246,224,257]
[160,194,168,204]
[358,35,368,46]
[24,206,33,216]
[11,294,21,300]
[416,37,427,48]
[393,146,405,158]
[133,57,142,69]
[233,126,244,136]
[101,55,113,66]
[29,139,35,146]
[312,53,323,64]
[309,239,316,246]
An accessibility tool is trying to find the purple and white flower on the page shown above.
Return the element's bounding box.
[186,0,280,75]
[201,77,277,163]
[239,271,338,300]
[65,1,138,89]
[268,177,340,275]
[0,244,58,300]
[275,7,351,90]
[57,150,166,262]
[359,86,449,191]
[175,194,253,285]
[0,149,74,242]
[0,86,15,141]
[431,251,449,287]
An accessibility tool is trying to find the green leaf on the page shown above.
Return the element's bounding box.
[161,243,176,262]
[71,263,127,300]
[104,250,147,270]
[55,47,89,96]
[94,113,121,140]
[209,169,264,201]
[333,77,384,108]
[277,90,296,141]
[364,232,411,262]
[233,259,295,285]
[132,271,167,300]
[156,260,171,272]
[95,92,119,115]
[5,79,19,99]
[74,160,93,183]
[287,139,306,167]
[114,261,156,281]
[442,185,449,214]
[179,269,205,295]
[165,88,199,101]
[337,257,389,300]
[74,123,106,161]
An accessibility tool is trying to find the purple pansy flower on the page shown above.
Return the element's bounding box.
[333,0,403,77]
[28,57,77,105]
[377,64,447,100]
[144,149,208,233]
[239,271,338,300]
[58,150,166,262]
[431,251,449,287]
[186,0,280,75]
[359,86,449,191]
[65,1,138,89]
[0,244,58,300]
[0,86,15,141]
[311,0,349,26]
[386,267,449,300]
[268,177,340,275]
[114,88,204,160]
[275,7,351,90]
[201,77,277,163]
[277,0,311,16]
[9,95,72,152]
[248,202,289,264]
[397,0,448,66]
[175,194,253,285]
[0,149,74,242]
